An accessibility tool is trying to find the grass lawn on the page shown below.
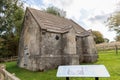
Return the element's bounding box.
[2,50,120,80]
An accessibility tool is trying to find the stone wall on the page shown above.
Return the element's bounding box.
[38,31,62,71]
[62,28,79,65]
[18,9,97,71]
[41,32,62,55]
[0,64,20,80]
[82,35,98,63]
[76,36,84,63]
[63,28,76,55]
[35,28,79,71]
[18,9,41,71]
[96,42,120,50]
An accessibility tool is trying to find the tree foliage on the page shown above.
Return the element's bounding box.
[45,6,66,17]
[115,35,120,41]
[92,31,104,44]
[107,11,120,35]
[104,38,109,43]
[0,0,24,57]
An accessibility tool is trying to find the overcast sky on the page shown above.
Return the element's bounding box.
[23,0,120,41]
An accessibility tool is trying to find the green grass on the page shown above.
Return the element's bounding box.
[2,51,120,80]
[4,62,60,80]
[95,51,120,80]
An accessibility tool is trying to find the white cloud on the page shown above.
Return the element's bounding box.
[24,0,120,41]
[84,20,116,41]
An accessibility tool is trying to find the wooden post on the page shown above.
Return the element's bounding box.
[115,45,118,55]
[95,77,99,80]
[66,77,69,80]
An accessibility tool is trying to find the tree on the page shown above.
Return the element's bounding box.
[92,31,104,44]
[115,35,120,41]
[45,6,66,17]
[104,38,109,43]
[107,12,120,34]
[0,0,24,57]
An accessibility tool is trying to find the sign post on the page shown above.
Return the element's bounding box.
[95,77,98,80]
[57,65,110,80]
[66,77,69,80]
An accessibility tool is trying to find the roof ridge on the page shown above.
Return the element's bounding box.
[27,7,46,29]
[69,19,85,32]
[27,7,71,21]
[26,7,86,34]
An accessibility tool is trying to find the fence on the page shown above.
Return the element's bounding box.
[96,42,120,54]
[0,64,20,80]
[0,56,18,63]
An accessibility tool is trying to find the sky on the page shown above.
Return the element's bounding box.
[23,0,120,41]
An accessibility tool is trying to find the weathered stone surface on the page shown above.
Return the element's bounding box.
[0,65,20,80]
[76,36,84,63]
[82,33,98,63]
[63,28,76,55]
[18,7,98,71]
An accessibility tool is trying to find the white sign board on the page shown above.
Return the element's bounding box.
[57,65,110,77]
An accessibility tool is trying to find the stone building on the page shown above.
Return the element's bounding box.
[18,7,98,71]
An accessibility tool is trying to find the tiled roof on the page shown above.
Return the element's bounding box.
[27,7,87,35]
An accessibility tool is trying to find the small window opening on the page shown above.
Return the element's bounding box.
[76,37,77,41]
[42,31,46,35]
[24,64,27,66]
[26,53,29,55]
[55,35,59,40]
